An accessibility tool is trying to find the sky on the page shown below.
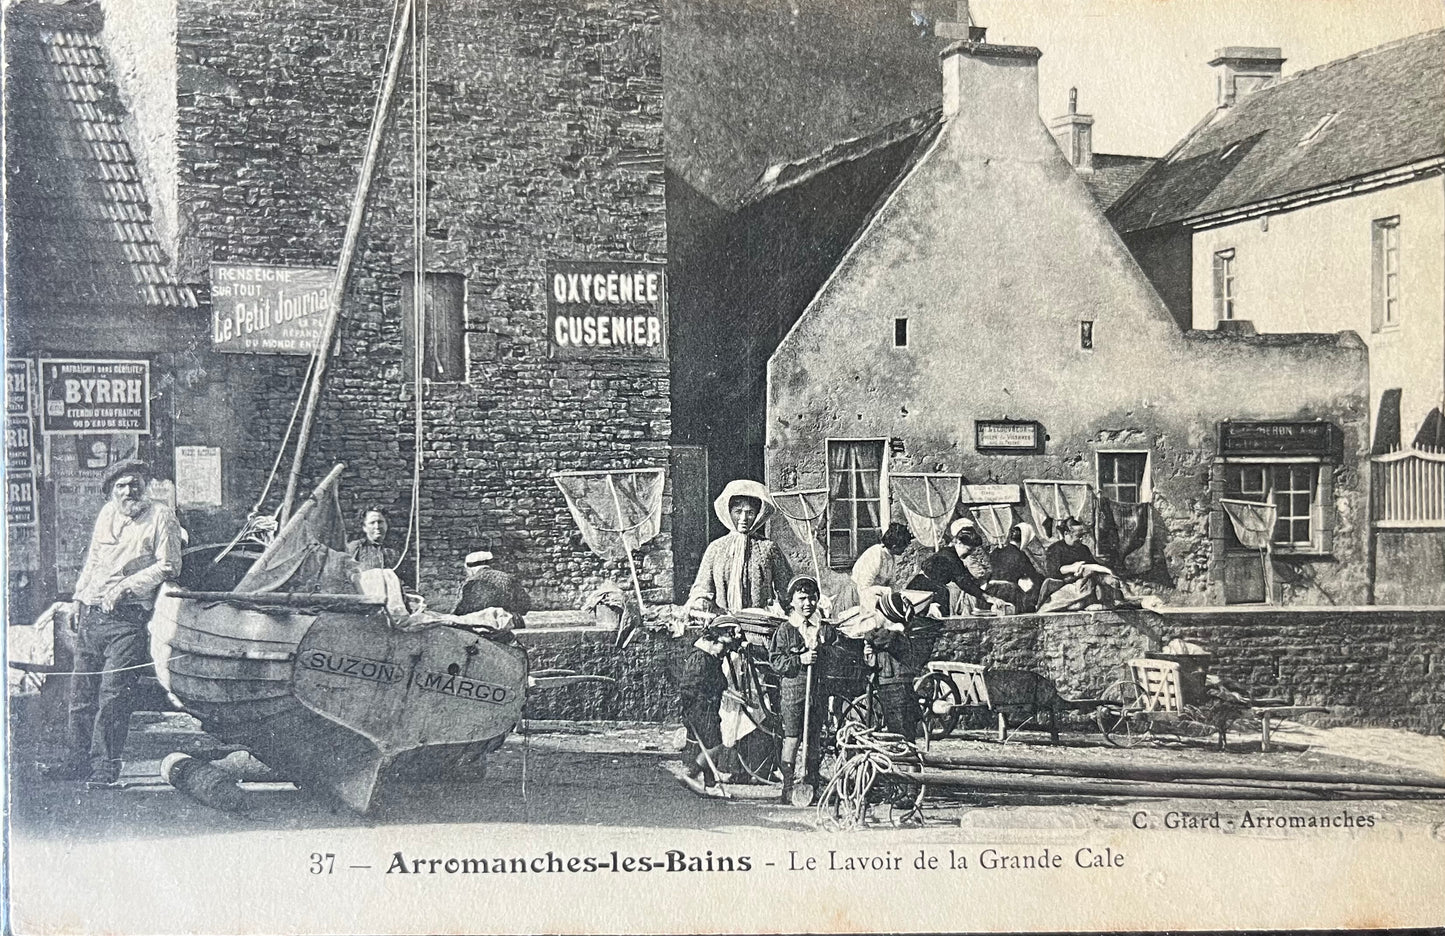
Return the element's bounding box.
[970,0,1444,156]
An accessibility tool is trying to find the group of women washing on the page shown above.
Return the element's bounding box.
[674,478,1134,803]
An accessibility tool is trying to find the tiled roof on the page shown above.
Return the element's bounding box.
[5,2,196,313]
[1082,153,1157,211]
[1110,28,1445,232]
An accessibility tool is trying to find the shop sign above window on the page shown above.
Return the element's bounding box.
[210,263,333,355]
[38,359,151,435]
[547,260,667,361]
[975,419,1044,455]
[1218,420,1342,460]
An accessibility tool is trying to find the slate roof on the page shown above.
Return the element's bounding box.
[665,0,953,209]
[737,107,942,207]
[4,1,196,316]
[1082,153,1157,211]
[1110,28,1445,232]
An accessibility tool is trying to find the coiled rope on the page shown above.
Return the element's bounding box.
[815,722,925,829]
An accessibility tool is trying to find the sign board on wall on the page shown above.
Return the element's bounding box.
[547,260,667,361]
[210,263,333,354]
[39,359,151,434]
[7,471,36,526]
[7,419,34,471]
[7,359,33,416]
[1219,421,1342,460]
[975,420,1045,455]
[175,445,223,506]
[960,484,1021,504]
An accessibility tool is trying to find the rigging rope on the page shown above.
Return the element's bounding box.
[395,0,429,585]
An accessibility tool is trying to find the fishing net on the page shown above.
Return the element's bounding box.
[1220,498,1277,550]
[771,487,830,583]
[890,474,961,549]
[969,504,1015,547]
[552,468,665,560]
[1023,479,1094,542]
[771,488,829,548]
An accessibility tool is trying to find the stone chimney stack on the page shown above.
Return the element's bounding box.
[934,1,987,42]
[1049,87,1094,173]
[939,24,1043,154]
[1209,47,1285,108]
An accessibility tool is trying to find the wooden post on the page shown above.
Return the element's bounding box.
[281,0,416,521]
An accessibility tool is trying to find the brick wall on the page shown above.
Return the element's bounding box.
[174,0,669,608]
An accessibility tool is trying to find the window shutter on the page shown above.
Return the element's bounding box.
[1317,466,1335,554]
[1370,222,1384,333]
[1212,252,1225,320]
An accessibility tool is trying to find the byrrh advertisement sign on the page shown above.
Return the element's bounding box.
[210,263,333,354]
[39,359,151,434]
[547,260,666,361]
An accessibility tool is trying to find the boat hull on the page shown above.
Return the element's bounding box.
[151,591,528,812]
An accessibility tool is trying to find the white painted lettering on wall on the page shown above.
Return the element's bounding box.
[546,261,667,360]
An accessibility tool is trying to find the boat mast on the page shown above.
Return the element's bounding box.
[280,0,416,522]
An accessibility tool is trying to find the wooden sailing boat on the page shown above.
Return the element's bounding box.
[148,0,558,813]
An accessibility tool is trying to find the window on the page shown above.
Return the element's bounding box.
[1223,463,1319,549]
[894,317,908,348]
[1212,249,1236,320]
[1097,451,1149,504]
[1079,320,1094,351]
[826,439,885,568]
[400,272,467,381]
[1372,216,1400,331]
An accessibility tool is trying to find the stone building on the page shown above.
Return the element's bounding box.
[8,0,670,610]
[1107,29,1445,604]
[1109,30,1445,451]
[764,33,1373,607]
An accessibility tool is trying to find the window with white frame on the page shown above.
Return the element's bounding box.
[1097,451,1150,504]
[1212,248,1236,321]
[1372,216,1400,331]
[826,439,885,569]
[1223,462,1320,549]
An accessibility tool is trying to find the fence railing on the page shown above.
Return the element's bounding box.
[1371,444,1445,528]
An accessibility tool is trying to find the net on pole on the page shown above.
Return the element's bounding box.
[890,473,962,549]
[1023,479,1094,541]
[552,468,666,559]
[771,488,830,582]
[553,469,666,644]
[1221,498,1278,604]
[969,503,1015,547]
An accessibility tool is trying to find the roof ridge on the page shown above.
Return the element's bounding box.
[1264,26,1445,93]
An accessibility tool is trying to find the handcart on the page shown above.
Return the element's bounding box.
[1094,655,1326,750]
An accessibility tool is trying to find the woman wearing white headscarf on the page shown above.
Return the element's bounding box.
[688,479,793,614]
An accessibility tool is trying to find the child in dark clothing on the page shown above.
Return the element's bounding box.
[768,575,836,804]
[867,590,924,740]
[678,622,740,794]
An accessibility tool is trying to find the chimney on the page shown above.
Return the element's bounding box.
[1209,47,1285,107]
[1049,87,1094,173]
[939,26,1043,149]
[934,1,987,41]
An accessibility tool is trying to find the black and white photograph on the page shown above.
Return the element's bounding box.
[4,0,1444,931]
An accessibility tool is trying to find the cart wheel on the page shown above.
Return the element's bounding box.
[1096,680,1151,747]
[735,727,781,784]
[914,672,961,741]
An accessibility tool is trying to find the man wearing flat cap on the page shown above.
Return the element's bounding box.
[453,549,532,628]
[46,459,184,788]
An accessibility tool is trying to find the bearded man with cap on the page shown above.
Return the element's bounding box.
[46,459,183,787]
[688,479,792,614]
[453,549,532,628]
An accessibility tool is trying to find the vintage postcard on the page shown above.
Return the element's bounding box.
[4,0,1445,931]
